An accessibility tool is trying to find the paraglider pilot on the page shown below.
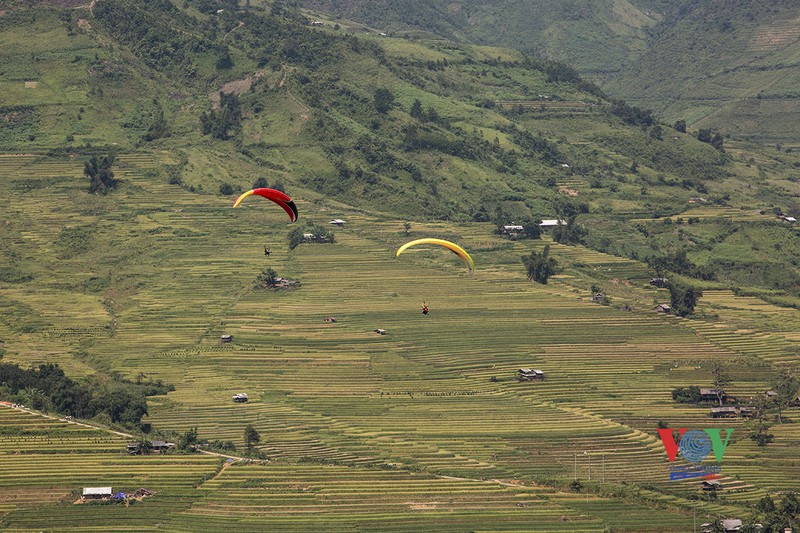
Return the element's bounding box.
[422,302,429,315]
[264,246,271,256]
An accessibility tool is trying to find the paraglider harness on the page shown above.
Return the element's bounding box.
[264,246,271,256]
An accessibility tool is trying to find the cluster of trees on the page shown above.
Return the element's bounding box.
[85,154,118,195]
[667,280,703,317]
[522,245,557,284]
[201,92,242,141]
[0,362,173,427]
[738,493,800,532]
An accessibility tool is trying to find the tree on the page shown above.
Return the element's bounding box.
[770,369,799,424]
[136,434,153,455]
[667,280,702,317]
[674,119,686,133]
[522,245,557,284]
[409,98,423,120]
[748,395,774,446]
[710,362,731,406]
[552,216,585,245]
[253,177,268,188]
[373,88,395,114]
[178,427,199,451]
[200,92,242,140]
[143,100,169,141]
[85,154,118,194]
[244,424,261,449]
[257,267,278,288]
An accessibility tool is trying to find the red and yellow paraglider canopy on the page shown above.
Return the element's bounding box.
[232,188,298,222]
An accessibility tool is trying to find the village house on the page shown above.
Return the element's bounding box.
[329,219,346,226]
[700,388,726,402]
[710,406,738,418]
[127,440,175,454]
[232,393,249,403]
[649,277,669,288]
[82,487,113,499]
[220,334,233,343]
[701,518,743,533]
[654,304,671,313]
[517,368,546,381]
[701,479,723,491]
[539,219,566,229]
[323,316,337,323]
[501,225,524,235]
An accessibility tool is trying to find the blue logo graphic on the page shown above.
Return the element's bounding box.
[678,430,712,463]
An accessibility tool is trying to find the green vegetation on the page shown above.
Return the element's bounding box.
[0,362,173,426]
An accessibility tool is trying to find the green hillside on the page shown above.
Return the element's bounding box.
[1,1,800,531]
[299,0,800,143]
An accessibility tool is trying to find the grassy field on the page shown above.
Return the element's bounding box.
[0,152,798,530]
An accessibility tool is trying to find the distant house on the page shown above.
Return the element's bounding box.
[539,219,566,228]
[127,440,175,454]
[765,389,778,400]
[701,518,742,533]
[649,277,669,288]
[323,316,337,323]
[654,304,671,313]
[702,479,723,491]
[780,215,797,223]
[374,329,387,335]
[590,293,606,302]
[711,406,738,418]
[82,487,113,499]
[220,334,233,343]
[700,388,726,402]
[517,368,546,381]
[232,393,249,403]
[151,441,175,453]
[501,225,524,234]
[329,219,346,226]
[311,20,324,25]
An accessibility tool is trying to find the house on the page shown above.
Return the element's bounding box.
[649,277,669,288]
[765,389,778,400]
[151,440,175,453]
[501,225,524,234]
[739,406,754,418]
[82,487,113,499]
[127,440,174,454]
[702,479,723,491]
[710,406,738,418]
[539,219,566,228]
[220,334,233,343]
[233,393,249,403]
[374,329,387,335]
[654,304,671,313]
[311,20,324,26]
[701,518,743,533]
[700,388,726,402]
[323,316,337,323]
[517,368,546,381]
[780,215,797,223]
[590,293,606,302]
[329,219,346,226]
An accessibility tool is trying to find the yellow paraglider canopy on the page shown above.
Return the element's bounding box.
[395,238,475,273]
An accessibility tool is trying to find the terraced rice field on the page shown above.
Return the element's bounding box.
[1,153,799,530]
